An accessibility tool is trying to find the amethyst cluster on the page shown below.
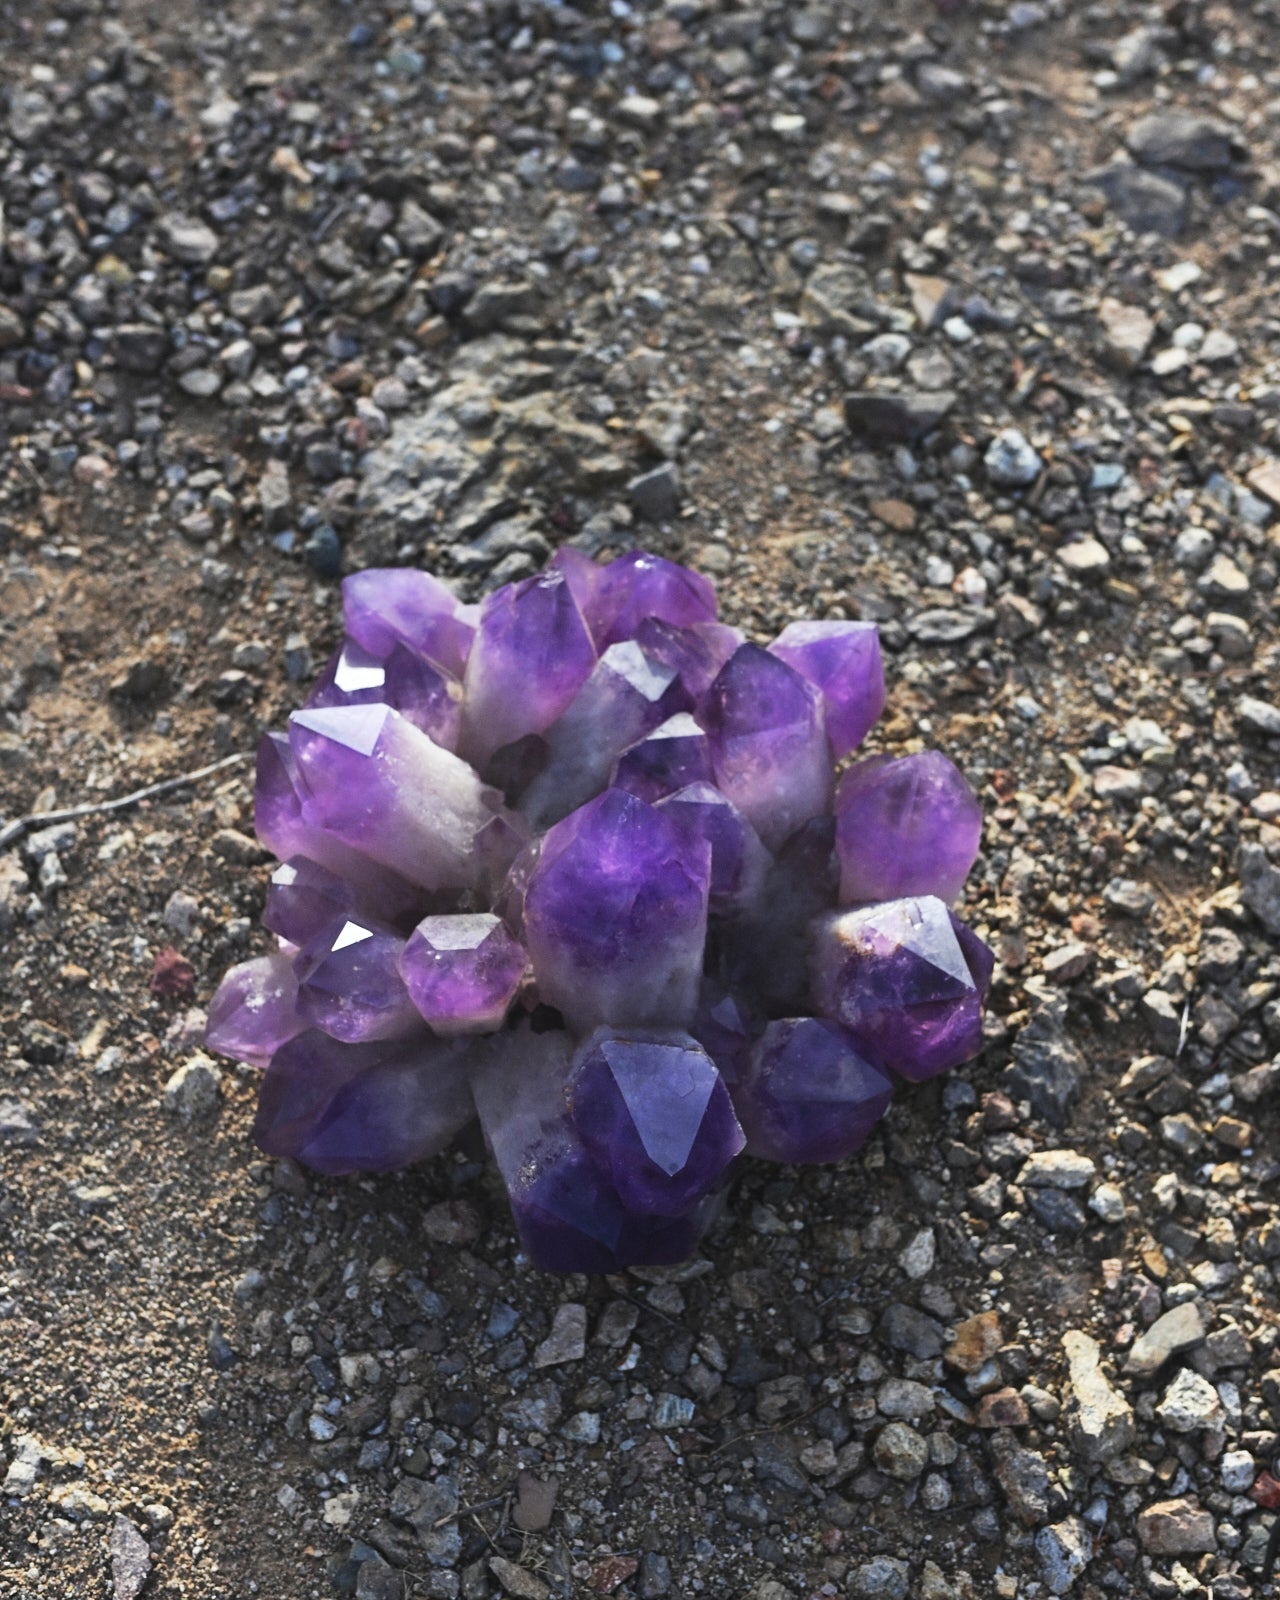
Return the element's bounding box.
[205,551,992,1273]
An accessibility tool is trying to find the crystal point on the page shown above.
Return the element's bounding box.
[400,913,527,1035]
[835,752,982,905]
[296,917,422,1042]
[810,897,994,1081]
[733,1017,893,1163]
[700,644,832,850]
[205,951,306,1067]
[342,567,476,678]
[769,620,885,759]
[523,789,711,1033]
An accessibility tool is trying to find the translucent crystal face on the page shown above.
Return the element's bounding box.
[207,549,990,1273]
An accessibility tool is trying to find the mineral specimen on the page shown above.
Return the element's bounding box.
[207,549,992,1272]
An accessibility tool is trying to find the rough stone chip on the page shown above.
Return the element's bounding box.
[1061,1330,1135,1465]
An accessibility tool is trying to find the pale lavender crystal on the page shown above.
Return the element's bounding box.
[835,752,982,905]
[306,639,462,752]
[459,571,596,770]
[634,618,744,703]
[769,620,885,759]
[518,640,688,827]
[611,713,714,802]
[523,788,711,1033]
[810,896,994,1082]
[656,781,769,915]
[400,913,527,1034]
[470,1027,718,1272]
[585,551,717,649]
[255,1029,474,1175]
[289,704,517,893]
[296,917,422,1042]
[205,951,306,1067]
[342,567,477,678]
[568,1028,744,1216]
[253,732,422,921]
[733,1017,893,1164]
[700,644,832,851]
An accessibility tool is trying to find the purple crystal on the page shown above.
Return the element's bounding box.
[523,789,711,1033]
[289,704,516,893]
[769,620,885,759]
[400,913,527,1035]
[470,1027,719,1272]
[306,640,463,752]
[568,1028,744,1216]
[611,713,714,802]
[342,567,477,678]
[255,1029,475,1174]
[700,644,832,850]
[585,551,717,649]
[835,752,982,905]
[656,781,769,915]
[810,896,994,1082]
[460,571,597,770]
[518,640,688,827]
[691,984,755,1091]
[264,857,364,948]
[634,618,743,703]
[296,917,422,1042]
[253,732,422,920]
[732,1017,893,1164]
[205,951,306,1067]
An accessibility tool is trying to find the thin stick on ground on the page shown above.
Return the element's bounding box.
[0,751,253,852]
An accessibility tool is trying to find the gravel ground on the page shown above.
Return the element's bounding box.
[3,0,1280,1597]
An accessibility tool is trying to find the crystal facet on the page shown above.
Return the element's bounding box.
[296,917,422,1042]
[306,639,463,752]
[460,571,597,769]
[568,1028,744,1215]
[700,644,832,850]
[810,896,995,1081]
[255,1029,474,1174]
[769,620,885,760]
[205,951,307,1067]
[611,713,714,803]
[656,781,769,915]
[523,788,711,1033]
[835,751,983,905]
[586,551,717,649]
[342,567,477,679]
[290,704,516,893]
[400,913,527,1035]
[732,1017,894,1164]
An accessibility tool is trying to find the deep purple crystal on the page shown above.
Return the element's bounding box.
[263,857,364,948]
[732,1017,894,1164]
[518,640,689,828]
[634,618,744,705]
[700,643,832,850]
[810,896,994,1082]
[567,1028,745,1216]
[255,1029,475,1174]
[400,913,527,1035]
[205,951,307,1067]
[295,917,422,1042]
[460,571,597,770]
[342,567,477,679]
[769,620,885,760]
[470,1027,719,1272]
[656,781,769,915]
[523,789,711,1033]
[306,639,463,752]
[585,551,717,650]
[611,713,714,802]
[835,751,983,905]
